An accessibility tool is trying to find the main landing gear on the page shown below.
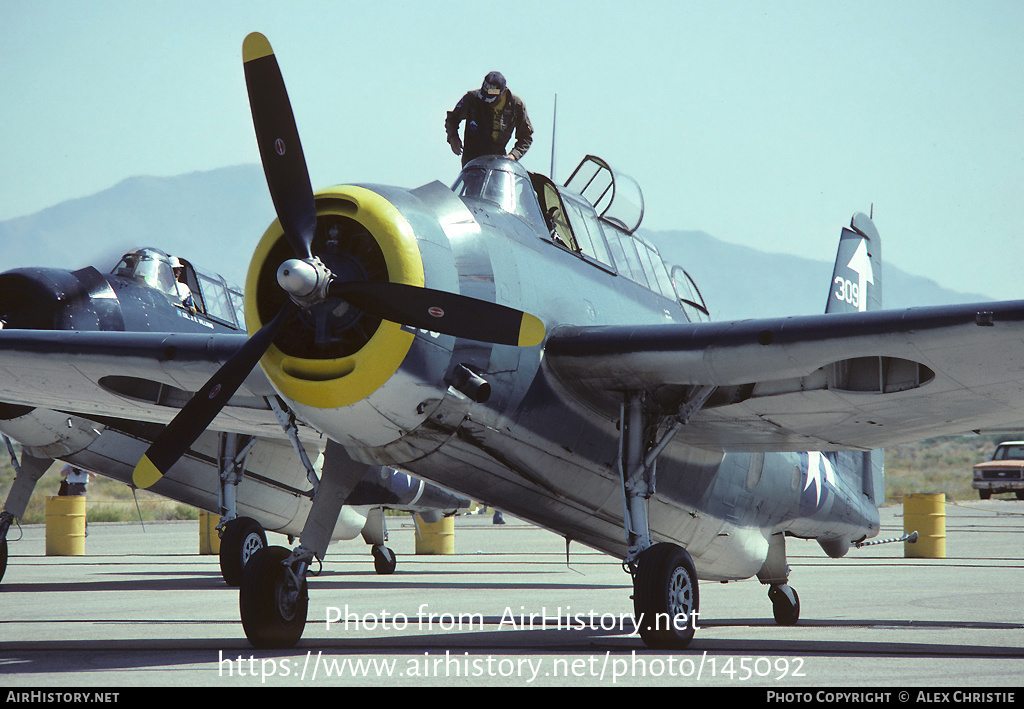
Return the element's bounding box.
[238,440,370,648]
[0,438,53,585]
[617,391,807,648]
[617,389,712,650]
[211,432,269,587]
[212,427,401,595]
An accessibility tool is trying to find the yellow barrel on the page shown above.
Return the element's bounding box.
[45,495,86,556]
[415,515,455,555]
[199,511,221,555]
[904,493,946,558]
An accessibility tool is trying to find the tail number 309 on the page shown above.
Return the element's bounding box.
[833,276,860,309]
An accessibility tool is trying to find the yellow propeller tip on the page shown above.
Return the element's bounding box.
[243,32,274,63]
[518,314,546,347]
[132,455,163,489]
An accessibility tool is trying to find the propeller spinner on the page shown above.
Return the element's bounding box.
[132,33,544,488]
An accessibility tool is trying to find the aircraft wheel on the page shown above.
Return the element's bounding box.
[0,538,7,584]
[768,584,800,625]
[239,545,308,649]
[372,544,397,575]
[220,517,267,587]
[632,542,699,649]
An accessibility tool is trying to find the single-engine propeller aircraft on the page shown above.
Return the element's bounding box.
[0,246,469,586]
[3,32,1024,650]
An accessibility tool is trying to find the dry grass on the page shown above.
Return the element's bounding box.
[883,434,1011,503]
[0,458,198,525]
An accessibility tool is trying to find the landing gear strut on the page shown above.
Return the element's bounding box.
[0,438,53,585]
[212,432,266,586]
[363,507,397,575]
[238,440,370,648]
[617,389,713,649]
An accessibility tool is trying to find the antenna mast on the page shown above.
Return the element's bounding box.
[550,94,558,179]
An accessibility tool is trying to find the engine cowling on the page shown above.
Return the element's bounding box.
[244,185,458,457]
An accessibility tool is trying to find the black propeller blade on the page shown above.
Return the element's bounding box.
[132,301,297,488]
[242,32,316,259]
[329,280,545,347]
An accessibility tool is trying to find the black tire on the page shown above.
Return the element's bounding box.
[0,538,7,585]
[979,490,992,500]
[239,545,308,649]
[632,542,700,649]
[768,584,801,626]
[372,545,397,575]
[220,517,267,587]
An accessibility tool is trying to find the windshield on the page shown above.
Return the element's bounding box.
[452,156,546,230]
[114,249,176,293]
[994,445,1024,460]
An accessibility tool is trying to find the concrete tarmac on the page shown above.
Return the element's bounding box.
[1,500,1023,688]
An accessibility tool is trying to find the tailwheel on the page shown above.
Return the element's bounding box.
[632,542,700,649]
[768,583,800,626]
[219,517,267,587]
[240,545,308,648]
[371,544,397,575]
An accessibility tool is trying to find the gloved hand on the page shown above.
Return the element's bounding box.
[448,136,463,156]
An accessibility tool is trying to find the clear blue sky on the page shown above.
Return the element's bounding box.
[2,1,1022,300]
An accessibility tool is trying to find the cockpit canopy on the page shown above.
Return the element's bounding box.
[112,248,245,328]
[450,155,709,322]
[564,155,644,235]
[451,156,548,231]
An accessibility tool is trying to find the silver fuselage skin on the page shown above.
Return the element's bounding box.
[279,164,881,582]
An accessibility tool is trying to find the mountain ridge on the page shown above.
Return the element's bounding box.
[0,166,991,320]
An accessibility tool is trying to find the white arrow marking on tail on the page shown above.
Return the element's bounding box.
[846,239,874,312]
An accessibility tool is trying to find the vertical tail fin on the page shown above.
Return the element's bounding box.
[828,213,885,513]
[826,212,882,314]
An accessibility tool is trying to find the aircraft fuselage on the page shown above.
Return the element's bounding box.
[253,161,881,583]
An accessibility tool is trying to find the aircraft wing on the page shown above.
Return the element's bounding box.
[0,330,310,440]
[544,299,1024,451]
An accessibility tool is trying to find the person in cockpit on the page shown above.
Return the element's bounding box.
[445,71,533,167]
[169,256,196,312]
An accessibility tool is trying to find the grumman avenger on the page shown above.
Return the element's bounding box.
[3,32,1024,650]
[0,246,470,586]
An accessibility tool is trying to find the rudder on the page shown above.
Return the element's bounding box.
[826,212,882,314]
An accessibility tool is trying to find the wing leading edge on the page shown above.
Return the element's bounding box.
[0,330,300,439]
[544,299,1024,451]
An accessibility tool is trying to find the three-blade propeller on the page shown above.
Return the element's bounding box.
[132,32,544,489]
